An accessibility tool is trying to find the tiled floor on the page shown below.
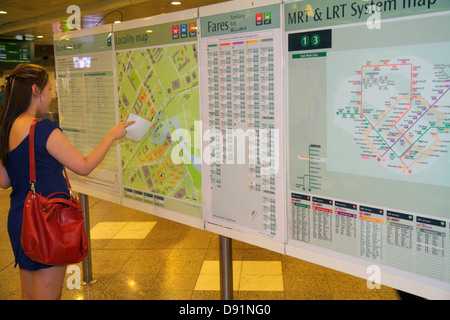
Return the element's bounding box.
[0,188,402,300]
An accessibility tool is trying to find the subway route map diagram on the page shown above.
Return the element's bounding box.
[330,43,450,186]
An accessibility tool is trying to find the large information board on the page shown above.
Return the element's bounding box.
[113,10,203,228]
[200,0,284,248]
[54,25,121,202]
[285,0,450,298]
[52,0,450,299]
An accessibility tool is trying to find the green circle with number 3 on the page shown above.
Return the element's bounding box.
[311,34,320,46]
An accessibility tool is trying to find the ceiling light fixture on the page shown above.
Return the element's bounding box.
[37,35,44,38]
[171,1,181,5]
[0,11,7,14]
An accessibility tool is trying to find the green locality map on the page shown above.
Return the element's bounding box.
[116,43,202,217]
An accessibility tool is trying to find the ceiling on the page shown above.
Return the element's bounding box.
[0,0,230,45]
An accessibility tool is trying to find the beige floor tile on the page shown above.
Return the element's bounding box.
[199,260,220,275]
[194,274,220,291]
[118,259,164,275]
[90,222,127,239]
[90,221,156,240]
[151,272,198,291]
[239,274,284,291]
[146,289,193,300]
[195,260,283,292]
[61,274,114,300]
[285,290,333,300]
[199,260,243,275]
[91,259,128,275]
[113,222,156,239]
[195,261,242,291]
[191,290,221,300]
[104,239,143,249]
[0,275,20,299]
[158,259,204,275]
[194,274,241,291]
[128,249,171,261]
[166,248,207,261]
[241,261,282,275]
[237,291,285,300]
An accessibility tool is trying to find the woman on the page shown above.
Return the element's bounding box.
[0,64,134,299]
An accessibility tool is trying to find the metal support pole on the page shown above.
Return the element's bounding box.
[219,235,233,300]
[79,193,97,286]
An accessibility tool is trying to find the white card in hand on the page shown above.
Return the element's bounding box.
[125,113,151,141]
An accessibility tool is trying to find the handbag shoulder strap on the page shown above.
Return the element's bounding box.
[29,118,72,192]
[29,118,41,190]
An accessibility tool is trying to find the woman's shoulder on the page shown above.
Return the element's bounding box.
[35,119,62,144]
[9,116,35,152]
[36,118,61,134]
[8,117,61,153]
[36,118,59,129]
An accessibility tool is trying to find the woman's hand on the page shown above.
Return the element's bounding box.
[108,120,136,140]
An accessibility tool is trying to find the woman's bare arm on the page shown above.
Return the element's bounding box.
[0,160,11,189]
[46,121,134,176]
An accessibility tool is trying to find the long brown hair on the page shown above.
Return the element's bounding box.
[0,64,49,166]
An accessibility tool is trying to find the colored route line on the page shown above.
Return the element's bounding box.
[359,62,413,163]
[298,144,321,191]
[297,145,312,191]
[381,86,449,158]
[359,62,413,114]
[357,61,449,171]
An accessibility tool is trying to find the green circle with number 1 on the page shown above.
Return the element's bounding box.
[300,35,309,47]
[311,34,320,46]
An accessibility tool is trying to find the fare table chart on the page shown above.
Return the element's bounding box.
[200,1,284,244]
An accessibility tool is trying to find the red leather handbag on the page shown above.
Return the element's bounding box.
[21,119,88,265]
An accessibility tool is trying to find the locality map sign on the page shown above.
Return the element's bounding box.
[114,11,202,221]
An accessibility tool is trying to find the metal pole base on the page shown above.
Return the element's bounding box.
[79,193,96,286]
[81,279,98,286]
[219,235,233,300]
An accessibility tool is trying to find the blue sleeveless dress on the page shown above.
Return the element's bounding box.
[6,119,70,271]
